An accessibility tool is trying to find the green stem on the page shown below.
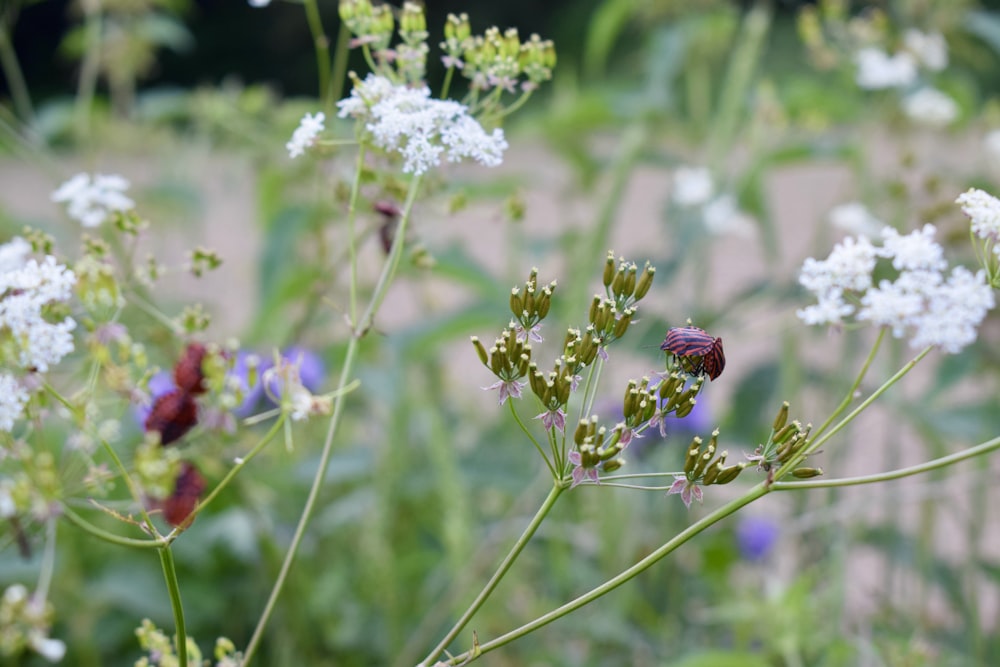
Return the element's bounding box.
[507,399,556,479]
[61,505,163,549]
[302,0,331,103]
[327,21,351,110]
[347,145,367,325]
[36,518,57,602]
[158,547,188,667]
[419,482,566,667]
[243,175,426,665]
[191,413,287,517]
[0,21,33,122]
[440,66,455,100]
[356,174,423,335]
[771,434,1000,490]
[811,329,884,442]
[445,482,769,664]
[776,345,931,479]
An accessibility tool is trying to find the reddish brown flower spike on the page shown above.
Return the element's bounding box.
[145,390,198,446]
[163,462,206,527]
[174,343,208,395]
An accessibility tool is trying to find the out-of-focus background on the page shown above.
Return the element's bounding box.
[4,1,1000,665]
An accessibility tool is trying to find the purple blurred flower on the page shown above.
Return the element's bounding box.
[232,347,325,417]
[736,516,779,561]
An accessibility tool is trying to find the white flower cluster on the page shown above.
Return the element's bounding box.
[797,221,995,354]
[0,238,78,431]
[902,87,958,127]
[956,188,1000,250]
[854,47,918,90]
[828,202,885,238]
[336,74,508,175]
[672,166,755,237]
[286,112,325,159]
[51,173,134,228]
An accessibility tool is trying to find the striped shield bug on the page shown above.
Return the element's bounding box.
[660,326,726,381]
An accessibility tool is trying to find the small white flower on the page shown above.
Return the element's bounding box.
[286,111,325,159]
[702,194,755,237]
[51,172,135,228]
[28,632,66,663]
[672,167,714,207]
[903,29,948,71]
[799,235,878,296]
[336,74,507,175]
[0,374,28,432]
[902,87,958,127]
[880,224,947,272]
[248,0,271,5]
[0,256,78,374]
[0,236,31,274]
[956,187,1000,248]
[828,202,884,238]
[909,266,993,353]
[857,275,929,337]
[796,292,855,326]
[855,47,918,90]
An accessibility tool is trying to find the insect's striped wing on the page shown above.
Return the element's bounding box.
[660,326,716,357]
[703,337,725,380]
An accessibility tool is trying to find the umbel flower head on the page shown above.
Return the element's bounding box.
[797,201,996,354]
[337,73,508,175]
[51,172,134,228]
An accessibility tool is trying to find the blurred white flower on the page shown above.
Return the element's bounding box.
[903,29,948,71]
[902,87,958,127]
[0,374,28,432]
[51,173,134,228]
[286,112,325,158]
[702,194,755,237]
[855,47,918,90]
[248,0,271,5]
[799,217,995,353]
[0,256,77,375]
[672,166,714,207]
[0,236,31,273]
[337,74,507,175]
[957,187,1000,250]
[828,202,884,238]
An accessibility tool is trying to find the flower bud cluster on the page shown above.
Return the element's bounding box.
[472,322,533,405]
[509,267,555,342]
[747,401,822,481]
[440,14,556,93]
[588,251,655,351]
[569,416,625,486]
[683,430,746,486]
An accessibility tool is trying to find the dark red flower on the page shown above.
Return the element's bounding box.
[144,390,198,446]
[174,343,208,395]
[163,462,206,527]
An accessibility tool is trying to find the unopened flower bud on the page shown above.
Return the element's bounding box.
[772,421,798,445]
[602,251,615,287]
[623,264,637,298]
[573,419,589,445]
[602,457,625,473]
[773,401,789,431]
[792,467,824,479]
[716,463,747,484]
[702,460,724,486]
[471,337,489,366]
[633,264,655,300]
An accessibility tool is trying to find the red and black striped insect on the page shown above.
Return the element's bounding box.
[660,326,726,381]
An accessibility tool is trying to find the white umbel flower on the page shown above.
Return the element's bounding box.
[828,202,884,238]
[0,236,32,273]
[880,224,947,272]
[855,48,918,90]
[337,74,508,175]
[286,112,326,158]
[956,187,1000,249]
[0,256,77,373]
[0,374,28,432]
[51,173,135,227]
[702,194,755,237]
[672,166,714,207]
[903,29,948,71]
[902,87,958,127]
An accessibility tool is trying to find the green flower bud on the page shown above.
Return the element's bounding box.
[623,264,637,298]
[574,419,589,445]
[633,264,655,300]
[772,401,790,431]
[702,460,724,486]
[602,457,625,473]
[471,337,489,366]
[792,467,824,479]
[603,251,615,287]
[684,438,702,475]
[716,463,747,484]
